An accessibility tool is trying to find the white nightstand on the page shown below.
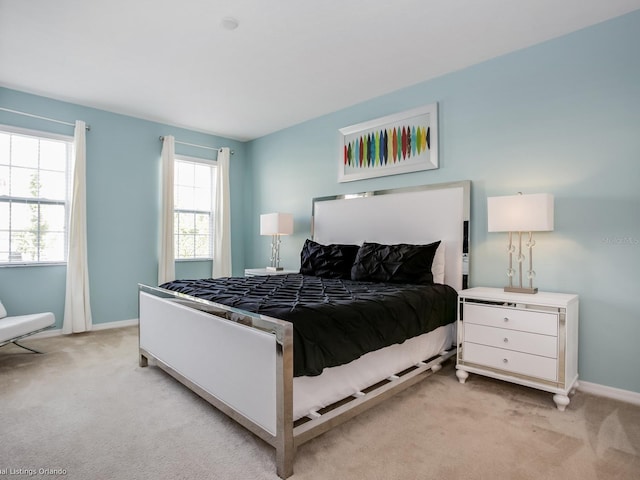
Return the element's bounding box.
[244,268,298,277]
[456,287,579,411]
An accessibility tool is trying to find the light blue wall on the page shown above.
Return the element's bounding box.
[0,88,248,327]
[246,12,640,393]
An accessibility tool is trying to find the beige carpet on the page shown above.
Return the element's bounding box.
[0,327,638,480]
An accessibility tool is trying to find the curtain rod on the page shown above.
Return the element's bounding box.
[159,136,234,155]
[0,107,91,131]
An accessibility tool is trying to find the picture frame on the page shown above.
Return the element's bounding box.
[338,103,438,183]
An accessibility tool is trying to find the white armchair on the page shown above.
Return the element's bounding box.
[0,301,55,354]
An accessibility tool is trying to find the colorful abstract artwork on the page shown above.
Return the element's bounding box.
[338,103,438,182]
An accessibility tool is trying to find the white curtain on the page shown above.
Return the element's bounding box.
[158,135,175,284]
[63,120,92,334]
[212,147,232,278]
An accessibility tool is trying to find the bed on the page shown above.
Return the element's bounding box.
[138,180,470,478]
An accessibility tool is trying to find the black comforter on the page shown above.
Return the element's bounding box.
[161,274,457,377]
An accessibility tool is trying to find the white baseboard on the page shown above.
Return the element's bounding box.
[578,380,640,407]
[92,318,139,331]
[31,318,139,339]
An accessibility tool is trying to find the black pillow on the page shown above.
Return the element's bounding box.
[300,239,360,279]
[351,241,441,284]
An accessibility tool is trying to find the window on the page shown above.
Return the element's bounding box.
[0,126,72,265]
[174,156,217,260]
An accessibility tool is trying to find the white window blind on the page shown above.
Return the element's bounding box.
[0,126,72,265]
[174,156,217,260]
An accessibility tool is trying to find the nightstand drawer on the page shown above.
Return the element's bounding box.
[463,303,558,336]
[462,343,557,381]
[464,323,558,358]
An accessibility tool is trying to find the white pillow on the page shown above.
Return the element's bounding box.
[0,301,7,319]
[432,242,445,284]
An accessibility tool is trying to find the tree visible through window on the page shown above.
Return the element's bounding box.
[174,156,217,260]
[0,127,71,264]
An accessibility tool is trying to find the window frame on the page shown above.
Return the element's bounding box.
[173,154,217,262]
[0,124,73,267]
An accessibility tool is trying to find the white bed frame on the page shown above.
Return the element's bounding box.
[138,180,470,478]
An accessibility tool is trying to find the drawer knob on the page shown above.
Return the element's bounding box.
[503,337,509,343]
[502,358,509,364]
[503,317,509,322]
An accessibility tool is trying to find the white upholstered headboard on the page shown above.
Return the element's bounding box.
[312,181,470,291]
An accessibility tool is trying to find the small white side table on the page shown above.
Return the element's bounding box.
[244,268,298,277]
[456,287,579,411]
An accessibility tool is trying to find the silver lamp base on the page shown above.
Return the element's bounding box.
[504,231,540,295]
[267,234,284,271]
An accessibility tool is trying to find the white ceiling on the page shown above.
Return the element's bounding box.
[1,0,639,141]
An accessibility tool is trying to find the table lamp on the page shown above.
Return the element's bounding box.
[260,213,294,271]
[487,193,554,294]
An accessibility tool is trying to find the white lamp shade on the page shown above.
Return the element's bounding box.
[487,193,554,232]
[260,213,294,235]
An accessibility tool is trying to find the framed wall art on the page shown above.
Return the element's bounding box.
[338,103,438,183]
